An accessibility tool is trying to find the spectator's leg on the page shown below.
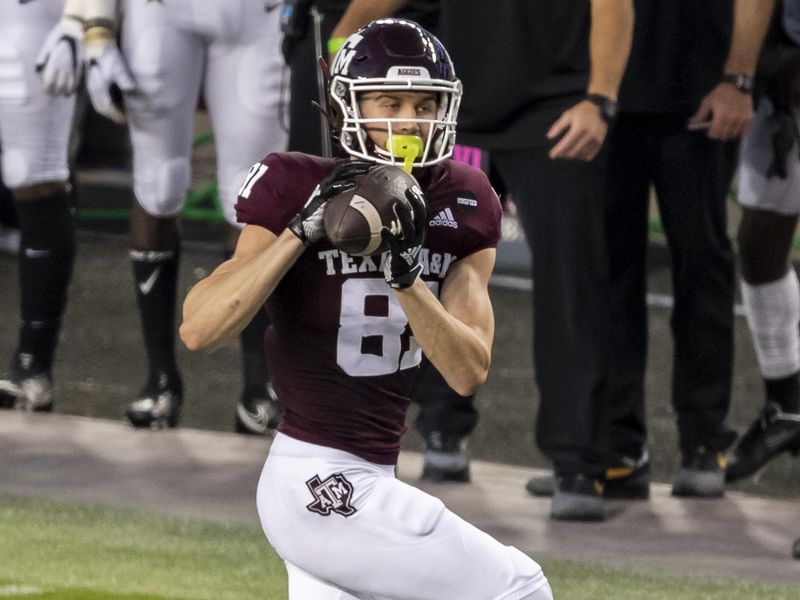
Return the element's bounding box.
[413,357,477,482]
[653,118,738,496]
[604,114,652,465]
[494,145,610,520]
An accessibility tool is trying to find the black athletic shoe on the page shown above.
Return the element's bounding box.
[126,375,182,429]
[0,370,54,411]
[793,537,800,560]
[235,382,282,436]
[526,451,650,500]
[725,402,800,482]
[672,445,726,498]
[604,450,651,499]
[551,473,605,521]
[420,432,470,483]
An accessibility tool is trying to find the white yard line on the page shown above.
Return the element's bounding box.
[0,586,44,596]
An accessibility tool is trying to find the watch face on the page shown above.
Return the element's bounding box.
[587,94,618,122]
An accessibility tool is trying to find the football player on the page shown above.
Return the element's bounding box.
[70,0,287,431]
[727,0,800,482]
[0,0,82,411]
[180,19,553,600]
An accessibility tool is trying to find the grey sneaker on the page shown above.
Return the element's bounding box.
[551,473,605,521]
[526,473,556,497]
[0,371,54,411]
[235,382,282,436]
[672,445,726,498]
[0,226,20,256]
[421,432,470,482]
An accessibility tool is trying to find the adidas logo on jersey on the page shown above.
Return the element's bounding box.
[429,208,458,228]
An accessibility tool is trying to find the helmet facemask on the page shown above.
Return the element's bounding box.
[328,19,462,171]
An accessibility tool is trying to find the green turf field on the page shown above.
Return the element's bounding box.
[0,494,796,600]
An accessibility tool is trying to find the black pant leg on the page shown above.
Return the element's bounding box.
[493,146,610,477]
[652,119,738,453]
[412,357,478,440]
[604,115,654,460]
[286,7,345,155]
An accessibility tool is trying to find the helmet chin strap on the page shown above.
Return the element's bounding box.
[387,135,423,172]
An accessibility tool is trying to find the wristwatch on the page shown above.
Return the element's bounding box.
[585,93,619,123]
[722,73,755,95]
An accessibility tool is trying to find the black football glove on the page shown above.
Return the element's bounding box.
[288,160,373,246]
[767,111,800,179]
[758,46,800,180]
[761,46,800,115]
[383,186,427,289]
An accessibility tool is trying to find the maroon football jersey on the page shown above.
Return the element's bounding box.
[235,152,501,464]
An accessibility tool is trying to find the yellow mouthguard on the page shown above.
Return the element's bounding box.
[388,135,423,173]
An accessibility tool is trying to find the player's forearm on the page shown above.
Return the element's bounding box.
[180,231,304,351]
[724,0,775,75]
[587,0,634,100]
[394,279,492,397]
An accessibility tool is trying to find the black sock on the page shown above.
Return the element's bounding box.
[764,371,800,413]
[240,307,270,398]
[130,248,180,386]
[0,184,17,228]
[14,188,76,373]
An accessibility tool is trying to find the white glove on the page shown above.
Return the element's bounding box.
[35,17,84,96]
[85,40,136,124]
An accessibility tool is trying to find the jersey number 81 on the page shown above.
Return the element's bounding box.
[336,278,437,377]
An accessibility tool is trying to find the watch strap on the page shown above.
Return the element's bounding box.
[585,93,618,123]
[722,73,754,95]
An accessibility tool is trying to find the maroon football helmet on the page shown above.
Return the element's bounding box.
[328,18,462,169]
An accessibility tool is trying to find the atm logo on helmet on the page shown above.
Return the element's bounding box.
[388,66,430,79]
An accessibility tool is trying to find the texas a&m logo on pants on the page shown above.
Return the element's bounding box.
[305,473,357,517]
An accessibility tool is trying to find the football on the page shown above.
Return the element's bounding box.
[323,164,420,256]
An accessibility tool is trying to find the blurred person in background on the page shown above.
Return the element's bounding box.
[598,0,774,500]
[726,0,800,488]
[65,0,287,432]
[0,0,82,411]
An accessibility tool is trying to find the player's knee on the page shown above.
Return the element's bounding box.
[133,157,191,217]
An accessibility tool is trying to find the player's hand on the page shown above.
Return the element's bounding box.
[85,40,136,125]
[35,18,84,96]
[288,160,374,246]
[383,187,426,289]
[547,100,608,161]
[688,82,753,141]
